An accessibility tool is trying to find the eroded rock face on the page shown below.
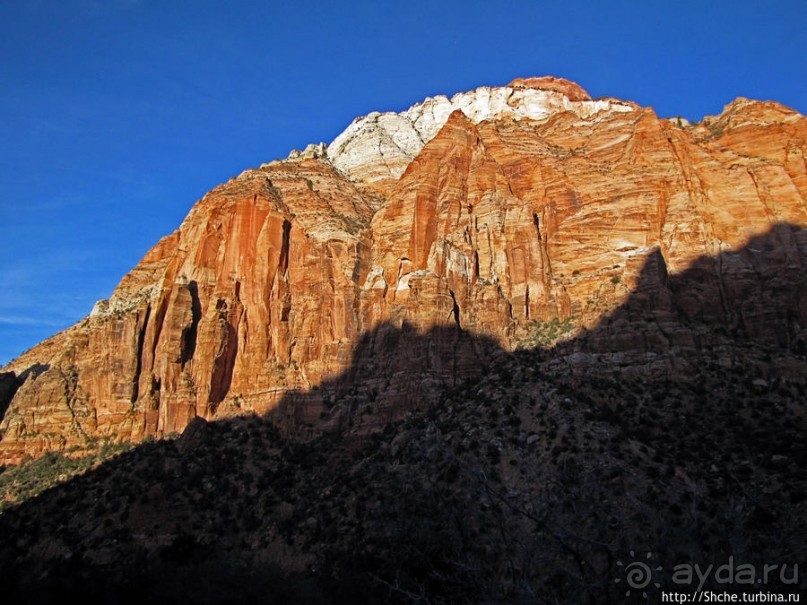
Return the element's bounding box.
[1,160,376,460]
[326,79,634,195]
[2,78,806,463]
[507,76,592,101]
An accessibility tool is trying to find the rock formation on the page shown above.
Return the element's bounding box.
[1,77,806,463]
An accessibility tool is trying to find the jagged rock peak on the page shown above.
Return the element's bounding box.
[326,76,635,194]
[287,142,328,161]
[507,76,592,101]
[703,96,804,129]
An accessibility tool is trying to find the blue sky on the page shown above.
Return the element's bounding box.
[1,0,805,365]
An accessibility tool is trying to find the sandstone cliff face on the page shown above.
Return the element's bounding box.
[2,77,806,463]
[326,77,634,195]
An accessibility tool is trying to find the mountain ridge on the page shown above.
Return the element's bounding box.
[1,76,805,464]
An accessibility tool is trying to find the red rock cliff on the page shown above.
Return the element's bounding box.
[1,79,806,463]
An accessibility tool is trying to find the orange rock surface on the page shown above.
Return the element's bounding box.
[507,76,592,101]
[1,79,806,463]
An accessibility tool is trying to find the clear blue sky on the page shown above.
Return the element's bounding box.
[1,0,805,365]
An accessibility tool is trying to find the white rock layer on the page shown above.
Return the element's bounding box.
[326,85,635,188]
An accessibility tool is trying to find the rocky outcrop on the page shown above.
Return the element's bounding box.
[1,159,377,461]
[1,77,806,463]
[507,75,592,101]
[326,77,634,195]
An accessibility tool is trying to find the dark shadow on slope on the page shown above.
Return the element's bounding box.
[0,224,805,604]
[266,223,807,441]
[545,223,807,378]
[0,372,18,424]
[268,319,501,437]
[0,363,49,425]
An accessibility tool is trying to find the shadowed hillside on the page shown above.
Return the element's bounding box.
[547,223,807,375]
[0,225,805,604]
